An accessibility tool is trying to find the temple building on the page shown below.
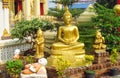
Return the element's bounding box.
[0,0,48,40]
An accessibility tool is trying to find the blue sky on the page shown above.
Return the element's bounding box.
[48,0,56,8]
[48,0,95,9]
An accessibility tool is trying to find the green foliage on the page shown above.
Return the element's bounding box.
[48,8,84,20]
[92,3,120,49]
[85,55,94,65]
[96,0,117,9]
[77,22,98,53]
[48,8,65,20]
[6,60,23,75]
[110,48,119,64]
[11,18,54,43]
[24,55,35,64]
[85,70,95,75]
[56,57,71,76]
[52,0,76,6]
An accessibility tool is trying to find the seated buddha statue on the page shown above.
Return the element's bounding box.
[47,6,85,67]
[93,30,106,52]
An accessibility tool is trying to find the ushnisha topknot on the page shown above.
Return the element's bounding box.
[63,6,72,18]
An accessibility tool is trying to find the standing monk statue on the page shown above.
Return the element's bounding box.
[34,28,44,58]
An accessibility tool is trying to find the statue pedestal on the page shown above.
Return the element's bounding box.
[47,49,86,67]
[94,51,109,64]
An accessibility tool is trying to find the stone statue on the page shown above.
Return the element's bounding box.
[93,30,106,52]
[47,6,85,67]
[13,49,21,60]
[21,58,47,78]
[34,28,44,58]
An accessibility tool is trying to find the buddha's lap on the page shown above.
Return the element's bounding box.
[52,42,84,50]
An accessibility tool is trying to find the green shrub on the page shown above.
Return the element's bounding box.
[6,59,23,75]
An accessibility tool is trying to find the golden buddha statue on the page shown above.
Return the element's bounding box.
[34,28,44,58]
[2,28,10,37]
[47,7,85,67]
[1,28,11,40]
[93,30,106,52]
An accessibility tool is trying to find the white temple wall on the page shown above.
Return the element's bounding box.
[0,0,4,40]
[3,8,10,33]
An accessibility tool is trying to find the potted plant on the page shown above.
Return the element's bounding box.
[85,70,95,78]
[109,48,119,76]
[6,59,23,78]
[56,57,71,78]
[85,55,94,66]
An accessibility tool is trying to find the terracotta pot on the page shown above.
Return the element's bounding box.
[85,73,95,78]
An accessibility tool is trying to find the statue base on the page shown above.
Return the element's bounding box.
[93,51,109,64]
[94,49,106,53]
[1,36,11,40]
[47,49,86,67]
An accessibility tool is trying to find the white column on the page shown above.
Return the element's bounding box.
[3,8,9,33]
[23,0,31,20]
[0,0,4,39]
[33,0,40,18]
[44,0,48,15]
[22,0,25,17]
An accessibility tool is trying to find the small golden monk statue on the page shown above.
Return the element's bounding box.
[93,30,106,52]
[34,28,44,58]
[47,6,85,67]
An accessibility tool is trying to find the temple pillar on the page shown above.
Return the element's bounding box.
[3,8,9,32]
[43,0,48,15]
[9,0,14,14]
[2,0,10,39]
[33,0,40,18]
[0,0,4,39]
[22,0,31,20]
[22,0,25,17]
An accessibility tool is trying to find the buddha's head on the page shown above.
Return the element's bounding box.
[96,30,102,38]
[36,28,42,37]
[63,7,72,25]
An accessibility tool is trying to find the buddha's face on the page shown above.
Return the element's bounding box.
[96,33,102,38]
[63,15,72,25]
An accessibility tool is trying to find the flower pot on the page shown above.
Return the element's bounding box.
[85,70,95,78]
[109,68,119,76]
[85,73,95,78]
